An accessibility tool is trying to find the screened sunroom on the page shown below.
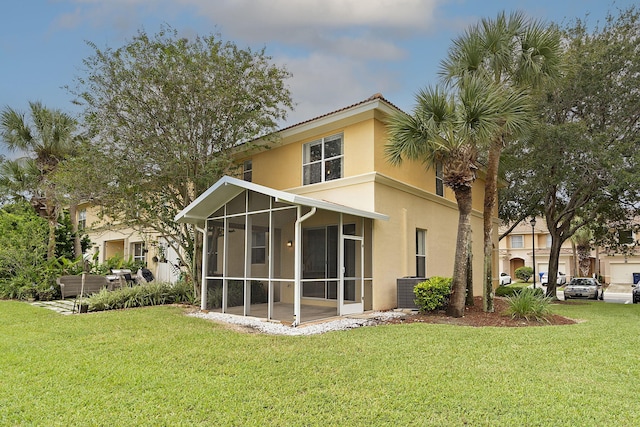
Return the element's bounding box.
[174,176,388,326]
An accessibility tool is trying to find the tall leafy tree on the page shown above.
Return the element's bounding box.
[62,25,293,295]
[386,76,528,317]
[500,6,640,297]
[440,11,562,311]
[0,102,80,260]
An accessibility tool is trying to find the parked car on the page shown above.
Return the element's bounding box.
[541,272,567,285]
[633,284,640,304]
[499,272,512,286]
[564,277,602,300]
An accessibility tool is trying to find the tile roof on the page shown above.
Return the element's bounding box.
[277,93,404,133]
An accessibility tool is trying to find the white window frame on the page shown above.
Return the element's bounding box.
[132,242,146,263]
[511,235,524,249]
[618,229,635,245]
[243,160,252,182]
[78,209,87,230]
[416,229,426,277]
[435,161,444,197]
[302,134,343,185]
[251,231,266,264]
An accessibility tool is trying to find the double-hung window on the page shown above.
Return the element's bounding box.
[416,229,426,277]
[78,209,87,230]
[435,161,444,197]
[132,242,146,263]
[511,235,524,249]
[303,134,343,185]
[251,232,266,264]
[243,160,252,182]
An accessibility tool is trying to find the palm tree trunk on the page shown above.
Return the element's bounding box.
[482,138,502,313]
[448,186,473,318]
[466,238,474,306]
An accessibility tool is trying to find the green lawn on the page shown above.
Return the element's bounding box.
[2,300,640,426]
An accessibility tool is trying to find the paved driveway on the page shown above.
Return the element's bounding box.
[602,283,634,304]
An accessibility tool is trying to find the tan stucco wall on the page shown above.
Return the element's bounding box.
[78,203,156,268]
[371,178,489,311]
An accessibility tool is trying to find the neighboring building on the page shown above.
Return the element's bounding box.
[499,218,640,285]
[498,219,579,282]
[77,204,182,284]
[175,94,500,325]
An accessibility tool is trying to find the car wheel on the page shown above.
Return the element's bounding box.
[564,295,569,300]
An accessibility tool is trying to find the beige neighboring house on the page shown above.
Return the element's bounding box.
[77,204,182,284]
[499,218,640,285]
[174,94,501,325]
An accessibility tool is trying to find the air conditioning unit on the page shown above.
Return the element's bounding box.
[396,277,426,310]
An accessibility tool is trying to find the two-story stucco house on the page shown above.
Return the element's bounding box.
[175,94,499,325]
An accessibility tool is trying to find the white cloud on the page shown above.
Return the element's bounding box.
[53,0,442,124]
[182,0,440,46]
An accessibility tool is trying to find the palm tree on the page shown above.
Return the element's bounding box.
[0,102,80,260]
[440,11,562,311]
[571,225,593,277]
[386,76,521,317]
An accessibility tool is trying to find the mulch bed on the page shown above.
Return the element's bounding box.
[383,296,577,327]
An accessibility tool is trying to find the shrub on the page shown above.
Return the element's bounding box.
[413,276,452,312]
[495,285,519,297]
[207,280,267,309]
[515,266,533,282]
[505,287,552,322]
[87,281,195,312]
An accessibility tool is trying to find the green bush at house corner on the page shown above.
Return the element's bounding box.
[413,276,452,312]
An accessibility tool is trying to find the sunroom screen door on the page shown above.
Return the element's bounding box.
[340,234,363,315]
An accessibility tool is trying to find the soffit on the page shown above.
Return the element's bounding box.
[174,175,389,224]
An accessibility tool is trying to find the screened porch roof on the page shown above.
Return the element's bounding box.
[174,175,389,224]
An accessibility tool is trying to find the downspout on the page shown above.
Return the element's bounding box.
[293,206,317,327]
[195,224,207,311]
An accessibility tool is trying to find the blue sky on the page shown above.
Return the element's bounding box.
[0,0,635,139]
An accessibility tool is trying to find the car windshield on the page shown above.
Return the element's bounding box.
[571,279,594,286]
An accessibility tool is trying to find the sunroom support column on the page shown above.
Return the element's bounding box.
[293,206,316,326]
[196,224,207,311]
[244,214,252,316]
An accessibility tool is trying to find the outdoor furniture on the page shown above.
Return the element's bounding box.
[57,275,108,299]
[110,269,137,287]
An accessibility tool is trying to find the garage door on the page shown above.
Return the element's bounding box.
[609,263,640,284]
[538,263,567,275]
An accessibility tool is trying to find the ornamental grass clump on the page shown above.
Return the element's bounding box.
[87,280,195,312]
[413,276,452,312]
[505,287,552,322]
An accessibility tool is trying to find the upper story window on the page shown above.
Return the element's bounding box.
[435,161,444,197]
[546,234,552,248]
[243,160,252,182]
[303,134,343,185]
[78,209,87,230]
[618,229,634,245]
[511,235,524,249]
